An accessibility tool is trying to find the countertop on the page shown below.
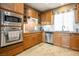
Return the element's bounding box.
[54,31,79,34]
[23,31,42,34]
[44,31,79,34]
[23,30,79,34]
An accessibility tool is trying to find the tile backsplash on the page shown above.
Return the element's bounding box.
[74,23,79,32]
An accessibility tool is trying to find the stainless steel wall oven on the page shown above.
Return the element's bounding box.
[0,10,23,47]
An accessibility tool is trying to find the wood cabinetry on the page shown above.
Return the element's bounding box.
[53,32,62,46]
[53,32,79,51]
[0,3,14,11]
[76,4,79,23]
[53,32,70,48]
[25,6,39,19]
[0,32,42,56]
[0,3,24,14]
[70,33,79,50]
[0,43,24,56]
[62,33,70,48]
[41,10,54,25]
[23,32,42,50]
[14,3,24,14]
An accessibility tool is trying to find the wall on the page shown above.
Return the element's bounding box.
[23,22,36,33]
[74,23,79,32]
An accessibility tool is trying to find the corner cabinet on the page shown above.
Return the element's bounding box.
[0,3,24,14]
[23,32,43,50]
[25,6,39,19]
[41,10,54,25]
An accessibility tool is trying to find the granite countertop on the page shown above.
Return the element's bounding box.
[44,31,79,33]
[24,31,42,34]
[55,31,79,33]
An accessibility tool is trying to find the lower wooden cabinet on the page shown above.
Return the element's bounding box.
[53,32,79,51]
[53,32,62,46]
[23,35,33,49]
[23,32,42,50]
[62,33,70,48]
[70,33,79,50]
[0,32,42,56]
[0,43,24,56]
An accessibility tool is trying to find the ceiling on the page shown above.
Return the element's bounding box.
[26,3,68,11]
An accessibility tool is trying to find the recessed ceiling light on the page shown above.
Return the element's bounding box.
[60,3,66,5]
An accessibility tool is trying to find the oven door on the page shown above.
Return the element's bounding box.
[0,27,23,47]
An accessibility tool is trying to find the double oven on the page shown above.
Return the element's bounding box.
[0,10,23,47]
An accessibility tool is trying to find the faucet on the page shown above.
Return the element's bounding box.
[62,25,65,31]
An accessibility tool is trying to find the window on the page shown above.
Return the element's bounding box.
[54,10,75,32]
[54,13,63,31]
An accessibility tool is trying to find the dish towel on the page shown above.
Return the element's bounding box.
[8,31,20,41]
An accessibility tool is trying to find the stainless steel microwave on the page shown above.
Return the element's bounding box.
[0,10,23,26]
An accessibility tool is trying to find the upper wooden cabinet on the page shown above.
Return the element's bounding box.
[76,4,79,23]
[0,3,14,11]
[25,6,39,19]
[41,10,54,25]
[0,3,24,14]
[14,3,24,14]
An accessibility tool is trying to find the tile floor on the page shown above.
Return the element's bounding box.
[17,43,79,56]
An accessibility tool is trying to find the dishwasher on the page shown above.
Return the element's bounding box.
[45,32,53,44]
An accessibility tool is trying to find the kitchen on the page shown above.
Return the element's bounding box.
[0,3,79,56]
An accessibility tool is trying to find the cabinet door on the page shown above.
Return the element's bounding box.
[41,10,53,25]
[26,8,32,17]
[53,32,62,46]
[34,11,39,19]
[70,34,79,50]
[31,33,42,45]
[62,33,70,48]
[41,13,46,25]
[0,3,14,11]
[46,11,52,24]
[37,33,42,43]
[14,3,24,14]
[23,34,32,49]
[31,35,38,45]
[26,7,38,18]
[76,4,79,23]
